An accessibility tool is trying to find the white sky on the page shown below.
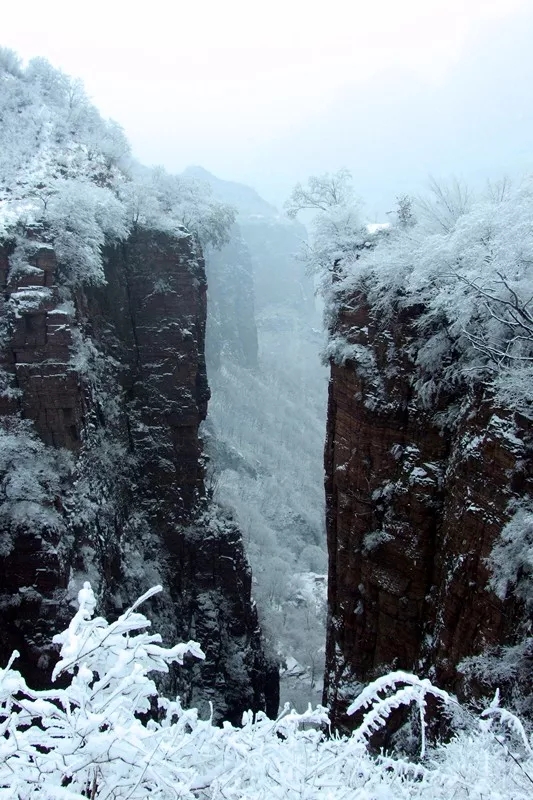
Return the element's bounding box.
[2,0,532,211]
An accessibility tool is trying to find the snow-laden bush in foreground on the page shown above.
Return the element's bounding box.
[1,585,533,798]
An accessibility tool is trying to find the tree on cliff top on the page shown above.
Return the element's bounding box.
[285,170,366,291]
[0,49,235,285]
[122,166,235,250]
[285,169,356,216]
[416,176,473,234]
[305,170,533,413]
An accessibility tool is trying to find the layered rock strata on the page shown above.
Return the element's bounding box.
[0,229,277,722]
[324,297,533,731]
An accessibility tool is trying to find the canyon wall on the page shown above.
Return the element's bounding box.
[323,295,533,731]
[0,229,278,723]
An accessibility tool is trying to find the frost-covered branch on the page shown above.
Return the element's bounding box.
[284,169,356,216]
[448,270,533,377]
[1,585,532,797]
[285,170,366,294]
[347,671,451,758]
[416,176,473,234]
[0,55,236,287]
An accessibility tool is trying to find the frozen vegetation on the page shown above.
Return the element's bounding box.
[2,585,533,799]
[0,49,235,284]
[288,171,533,416]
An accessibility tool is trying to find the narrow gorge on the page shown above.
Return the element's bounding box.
[2,50,533,754]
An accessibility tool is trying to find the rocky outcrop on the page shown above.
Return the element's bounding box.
[323,296,533,731]
[0,229,278,722]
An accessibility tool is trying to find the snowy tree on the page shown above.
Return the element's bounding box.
[285,170,366,290]
[123,166,235,249]
[319,174,533,411]
[416,176,473,234]
[285,168,356,216]
[0,53,234,288]
[393,193,416,229]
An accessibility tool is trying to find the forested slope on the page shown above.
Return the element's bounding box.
[0,50,277,721]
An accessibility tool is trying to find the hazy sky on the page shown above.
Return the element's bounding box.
[3,0,533,214]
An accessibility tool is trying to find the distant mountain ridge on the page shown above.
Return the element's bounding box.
[182,165,282,220]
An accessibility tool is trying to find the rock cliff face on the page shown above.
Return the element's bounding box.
[324,296,533,731]
[0,229,278,723]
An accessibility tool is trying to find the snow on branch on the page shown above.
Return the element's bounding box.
[347,671,451,758]
[1,586,532,797]
[0,54,235,287]
[303,173,533,413]
[284,168,357,216]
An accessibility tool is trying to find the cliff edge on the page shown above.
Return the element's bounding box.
[324,291,533,731]
[0,229,278,723]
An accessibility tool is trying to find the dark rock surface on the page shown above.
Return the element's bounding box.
[323,296,533,731]
[0,229,277,722]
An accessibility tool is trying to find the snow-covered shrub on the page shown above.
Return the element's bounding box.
[488,500,533,605]
[2,586,533,799]
[347,670,452,758]
[460,638,533,717]
[0,582,205,797]
[0,417,72,555]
